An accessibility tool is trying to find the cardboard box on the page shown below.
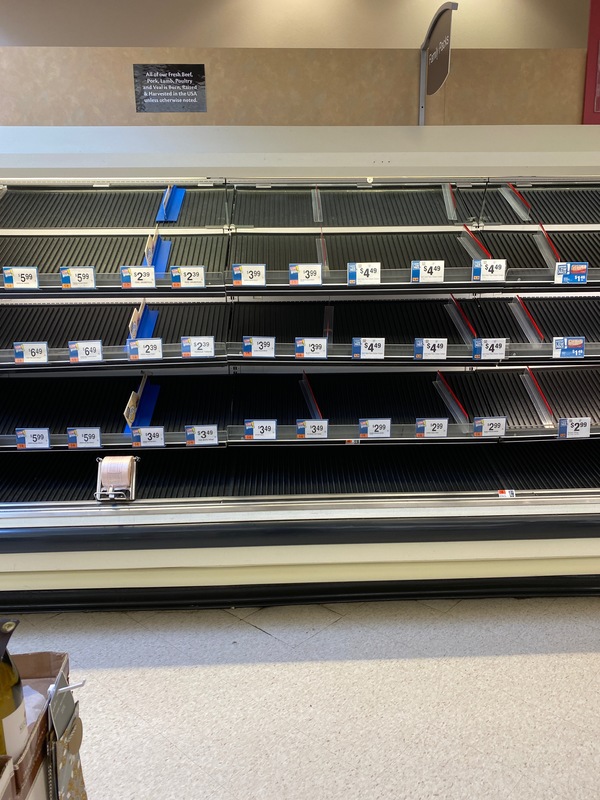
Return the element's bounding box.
[0,756,17,800]
[9,653,69,800]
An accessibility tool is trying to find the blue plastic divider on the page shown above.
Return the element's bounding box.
[124,382,161,435]
[142,236,172,279]
[155,186,186,222]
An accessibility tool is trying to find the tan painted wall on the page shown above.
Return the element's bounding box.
[0,47,586,127]
[0,0,590,49]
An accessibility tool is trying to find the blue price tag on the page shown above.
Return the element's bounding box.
[552,337,585,359]
[555,262,588,284]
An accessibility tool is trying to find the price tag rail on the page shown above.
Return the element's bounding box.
[0,429,228,451]
[0,270,226,294]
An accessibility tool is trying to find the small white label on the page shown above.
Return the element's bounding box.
[416,418,448,438]
[498,489,516,499]
[128,338,163,361]
[359,418,391,439]
[133,426,165,447]
[233,264,266,286]
[186,425,219,446]
[245,420,277,440]
[348,262,381,285]
[474,338,507,361]
[68,427,101,449]
[1,700,28,759]
[61,266,95,289]
[558,417,591,439]
[69,340,103,363]
[3,267,39,290]
[14,342,48,364]
[243,336,275,358]
[412,260,445,283]
[16,428,50,450]
[171,266,205,288]
[121,266,156,289]
[295,337,328,359]
[181,336,215,358]
[473,259,507,282]
[290,263,322,286]
[353,337,385,360]
[474,417,506,438]
[420,338,447,360]
[297,419,329,439]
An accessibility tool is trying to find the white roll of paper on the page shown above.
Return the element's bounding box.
[100,456,134,490]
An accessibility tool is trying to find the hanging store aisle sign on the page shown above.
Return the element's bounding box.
[558,417,591,439]
[295,338,328,359]
[416,418,448,438]
[171,266,206,289]
[244,420,277,440]
[359,418,391,439]
[554,262,588,284]
[297,419,329,439]
[472,338,507,361]
[16,428,50,450]
[14,341,48,364]
[289,264,322,286]
[133,64,206,113]
[472,259,507,282]
[232,264,266,287]
[128,338,163,361]
[60,267,96,290]
[69,340,103,364]
[121,266,156,289]
[67,427,102,449]
[348,262,381,285]
[181,336,215,358]
[3,267,39,290]
[473,417,506,437]
[243,336,275,358]
[411,260,444,283]
[132,426,165,447]
[414,338,447,360]
[185,425,219,446]
[552,337,585,359]
[352,338,385,359]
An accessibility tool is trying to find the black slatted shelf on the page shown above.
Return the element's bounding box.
[533,368,600,424]
[309,372,448,424]
[442,371,541,429]
[228,302,326,341]
[229,234,319,270]
[152,302,230,342]
[459,299,527,342]
[229,374,311,425]
[521,187,600,225]
[0,187,227,228]
[232,190,314,227]
[151,376,232,430]
[324,233,471,269]
[478,232,548,270]
[0,235,229,274]
[320,188,449,226]
[491,440,600,491]
[453,187,524,225]
[523,297,600,342]
[552,232,600,265]
[332,300,462,343]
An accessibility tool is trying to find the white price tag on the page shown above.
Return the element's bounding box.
[416,338,447,360]
[411,260,445,283]
[69,340,103,363]
[121,266,156,289]
[473,338,507,361]
[474,417,506,438]
[171,266,205,288]
[558,417,591,439]
[16,428,50,450]
[297,419,329,439]
[185,425,219,446]
[243,336,275,358]
[61,266,95,289]
[132,426,165,448]
[295,337,328,359]
[14,342,48,364]
[128,338,163,361]
[233,264,266,286]
[353,337,385,360]
[67,427,101,449]
[473,259,507,282]
[181,336,215,358]
[359,418,391,439]
[348,262,381,285]
[416,418,448,438]
[244,420,277,440]
[3,267,39,290]
[290,263,322,286]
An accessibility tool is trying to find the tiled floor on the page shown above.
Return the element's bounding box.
[10,596,600,799]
